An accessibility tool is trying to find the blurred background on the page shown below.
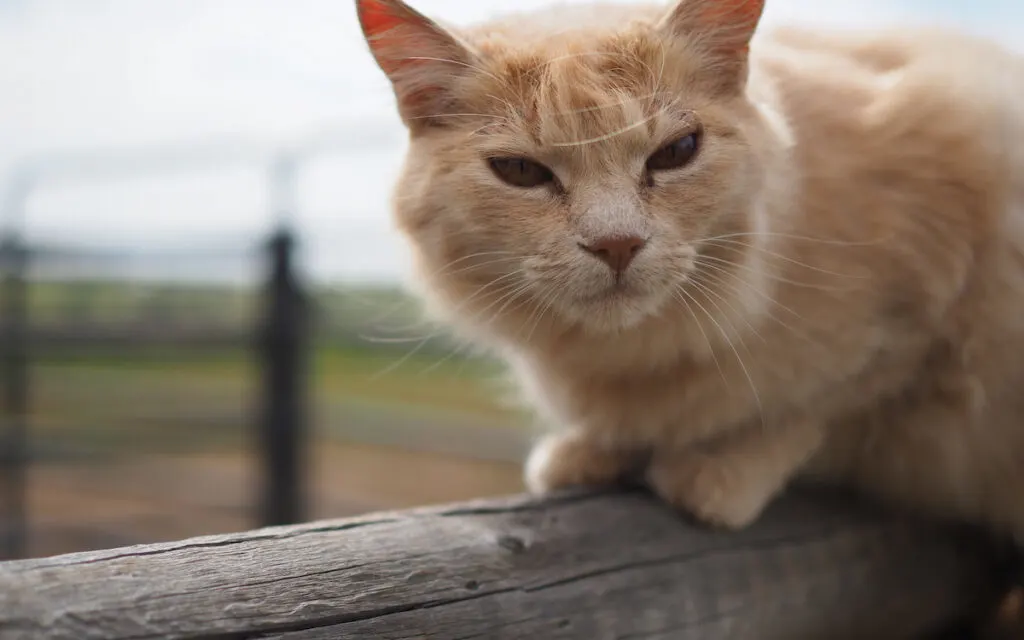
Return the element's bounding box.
[1,0,1021,560]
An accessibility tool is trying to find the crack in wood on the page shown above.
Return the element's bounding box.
[0,517,400,573]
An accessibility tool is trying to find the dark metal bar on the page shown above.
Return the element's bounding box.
[256,223,310,528]
[0,235,29,560]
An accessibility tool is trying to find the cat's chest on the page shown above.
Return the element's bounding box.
[532,351,770,441]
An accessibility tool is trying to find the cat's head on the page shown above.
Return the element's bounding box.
[357,0,784,344]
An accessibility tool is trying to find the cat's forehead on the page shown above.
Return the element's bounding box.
[458,7,705,152]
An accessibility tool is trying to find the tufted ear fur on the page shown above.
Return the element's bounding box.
[658,0,765,92]
[356,0,478,128]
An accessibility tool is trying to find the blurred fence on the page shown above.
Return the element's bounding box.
[0,225,312,560]
[0,140,531,561]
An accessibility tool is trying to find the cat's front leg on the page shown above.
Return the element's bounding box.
[524,429,646,494]
[647,418,824,529]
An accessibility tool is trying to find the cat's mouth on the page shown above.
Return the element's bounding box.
[578,278,646,303]
[559,275,667,331]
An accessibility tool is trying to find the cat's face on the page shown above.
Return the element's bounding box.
[358,0,772,337]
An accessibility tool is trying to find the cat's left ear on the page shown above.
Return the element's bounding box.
[658,0,765,90]
[356,0,478,128]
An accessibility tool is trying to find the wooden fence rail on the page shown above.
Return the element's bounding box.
[0,488,1013,640]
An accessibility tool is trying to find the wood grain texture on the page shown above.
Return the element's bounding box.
[0,488,1009,640]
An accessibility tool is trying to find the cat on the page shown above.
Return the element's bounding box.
[354,0,1024,543]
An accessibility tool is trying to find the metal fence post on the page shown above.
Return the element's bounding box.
[0,235,29,560]
[256,226,309,527]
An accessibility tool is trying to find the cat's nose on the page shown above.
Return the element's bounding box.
[580,235,647,274]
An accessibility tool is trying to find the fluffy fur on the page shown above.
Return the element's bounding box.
[357,0,1024,541]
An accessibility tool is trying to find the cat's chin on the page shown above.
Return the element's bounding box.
[557,285,668,333]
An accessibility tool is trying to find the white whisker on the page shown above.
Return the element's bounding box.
[685,274,766,345]
[369,272,526,380]
[551,111,661,147]
[672,286,731,395]
[521,280,562,343]
[701,229,891,247]
[675,282,765,429]
[696,252,855,292]
[692,265,830,362]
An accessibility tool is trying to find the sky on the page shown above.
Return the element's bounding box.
[1,0,1021,284]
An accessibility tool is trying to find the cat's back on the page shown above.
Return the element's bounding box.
[739,25,1024,371]
[747,24,1024,283]
[753,25,1024,196]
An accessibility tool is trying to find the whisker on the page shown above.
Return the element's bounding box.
[475,280,537,325]
[440,256,523,279]
[654,43,668,96]
[551,89,663,118]
[700,229,892,247]
[514,279,557,344]
[694,259,808,328]
[675,283,765,428]
[523,283,560,343]
[361,334,435,345]
[671,286,731,395]
[345,289,419,333]
[696,253,856,292]
[551,110,661,147]
[685,274,767,345]
[368,330,436,381]
[699,239,866,284]
[692,265,831,361]
[415,339,473,377]
[359,253,525,340]
[369,273,526,380]
[703,237,867,280]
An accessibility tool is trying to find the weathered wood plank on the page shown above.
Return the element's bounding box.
[0,488,1009,640]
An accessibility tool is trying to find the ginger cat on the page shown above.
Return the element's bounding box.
[356,0,1024,542]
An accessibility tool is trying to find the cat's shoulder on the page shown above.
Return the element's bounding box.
[751,25,1024,178]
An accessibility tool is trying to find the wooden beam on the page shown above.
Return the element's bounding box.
[0,488,1010,640]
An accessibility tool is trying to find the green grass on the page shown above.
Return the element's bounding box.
[22,278,528,458]
[28,280,257,326]
[26,279,425,330]
[33,342,509,414]
[28,343,525,459]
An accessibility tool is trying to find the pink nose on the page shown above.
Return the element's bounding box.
[580,235,647,274]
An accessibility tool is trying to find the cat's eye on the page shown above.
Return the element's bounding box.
[646,132,701,173]
[487,157,555,188]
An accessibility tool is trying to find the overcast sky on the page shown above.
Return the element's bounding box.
[1,0,1020,283]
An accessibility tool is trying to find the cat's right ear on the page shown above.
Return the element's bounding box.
[658,0,765,92]
[356,0,477,128]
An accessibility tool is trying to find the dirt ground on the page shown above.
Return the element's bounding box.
[27,441,525,558]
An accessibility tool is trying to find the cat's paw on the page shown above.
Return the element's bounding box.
[646,451,774,530]
[524,430,639,495]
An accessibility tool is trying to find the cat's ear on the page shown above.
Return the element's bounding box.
[658,0,765,90]
[356,0,478,128]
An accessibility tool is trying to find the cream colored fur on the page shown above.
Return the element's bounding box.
[358,0,1024,540]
